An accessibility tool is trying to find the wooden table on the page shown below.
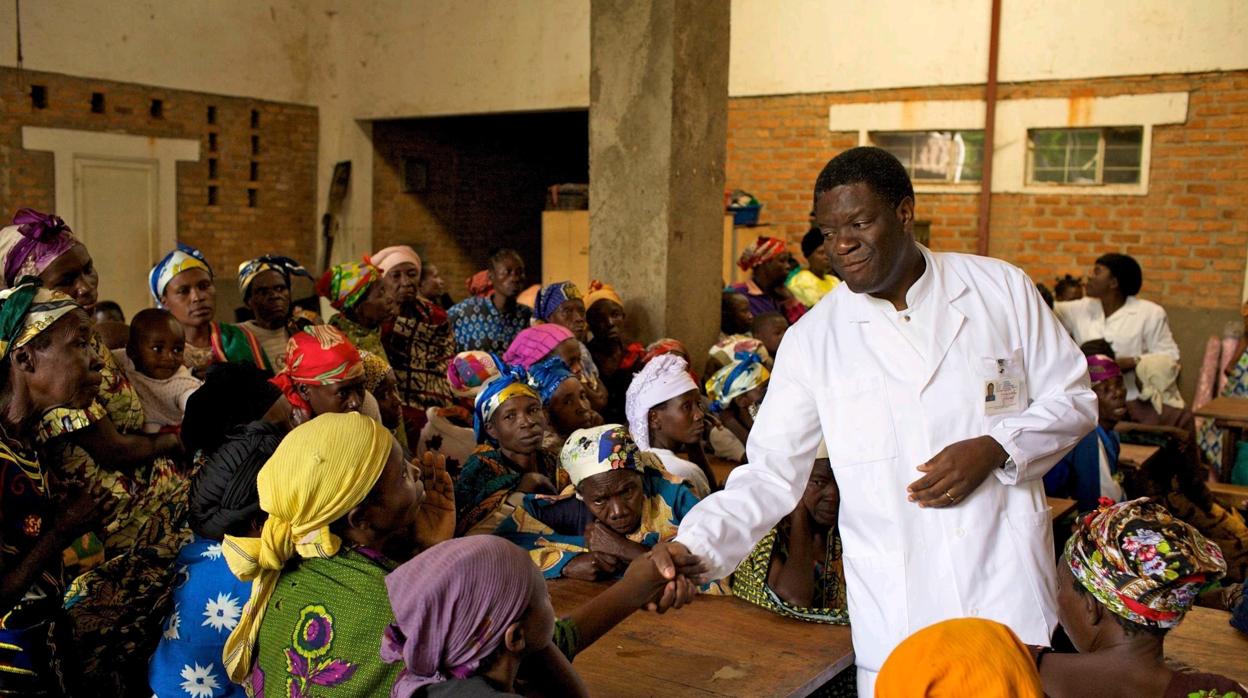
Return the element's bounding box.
[1047,497,1077,521]
[1194,396,1248,481]
[1209,481,1248,510]
[1118,443,1162,470]
[1166,606,1248,685]
[549,579,854,697]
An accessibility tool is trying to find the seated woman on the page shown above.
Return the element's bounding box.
[730,236,806,325]
[702,334,771,386]
[493,424,715,587]
[705,352,771,464]
[361,350,409,451]
[529,356,603,449]
[382,537,691,698]
[1039,498,1243,697]
[319,259,395,358]
[733,444,847,624]
[1044,354,1127,512]
[454,368,565,536]
[417,351,502,475]
[785,227,840,309]
[625,354,712,497]
[534,281,607,411]
[236,255,318,371]
[220,412,424,692]
[877,618,1043,696]
[585,282,645,424]
[0,280,112,695]
[720,290,754,339]
[272,326,368,423]
[150,244,271,375]
[149,365,292,697]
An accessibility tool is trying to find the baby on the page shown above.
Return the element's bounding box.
[114,308,203,433]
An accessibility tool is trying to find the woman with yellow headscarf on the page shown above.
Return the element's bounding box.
[222,412,424,693]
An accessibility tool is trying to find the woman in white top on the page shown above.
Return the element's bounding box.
[1054,253,1180,402]
[625,354,712,497]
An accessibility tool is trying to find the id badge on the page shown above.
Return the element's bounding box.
[983,353,1027,416]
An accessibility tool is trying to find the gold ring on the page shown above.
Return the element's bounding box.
[944,490,956,504]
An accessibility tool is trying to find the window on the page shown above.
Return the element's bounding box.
[1027,127,1143,185]
[869,130,984,183]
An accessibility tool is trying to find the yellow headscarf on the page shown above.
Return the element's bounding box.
[221,411,394,683]
[875,618,1043,697]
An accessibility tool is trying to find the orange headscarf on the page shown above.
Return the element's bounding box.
[875,618,1043,698]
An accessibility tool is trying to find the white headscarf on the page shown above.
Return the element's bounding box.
[1136,353,1185,415]
[625,354,698,450]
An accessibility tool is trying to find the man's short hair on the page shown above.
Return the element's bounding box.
[1096,253,1142,297]
[814,147,915,209]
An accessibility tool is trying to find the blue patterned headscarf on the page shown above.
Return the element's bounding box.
[472,365,540,445]
[534,281,583,322]
[238,255,311,299]
[150,243,213,304]
[705,352,770,412]
[527,356,576,405]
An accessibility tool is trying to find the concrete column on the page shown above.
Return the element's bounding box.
[588,0,729,369]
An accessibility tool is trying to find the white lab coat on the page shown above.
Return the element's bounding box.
[1053,296,1180,401]
[675,247,1096,693]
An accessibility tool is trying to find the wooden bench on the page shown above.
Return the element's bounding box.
[1047,497,1077,522]
[1209,481,1248,510]
[1118,443,1161,470]
[549,578,855,697]
[1166,606,1248,685]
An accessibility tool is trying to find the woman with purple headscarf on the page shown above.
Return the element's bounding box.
[1042,354,1127,512]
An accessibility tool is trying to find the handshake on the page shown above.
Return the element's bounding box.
[618,541,710,614]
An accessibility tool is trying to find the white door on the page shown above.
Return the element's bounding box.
[72,157,159,320]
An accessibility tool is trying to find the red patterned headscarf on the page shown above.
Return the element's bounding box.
[271,326,364,412]
[737,236,787,271]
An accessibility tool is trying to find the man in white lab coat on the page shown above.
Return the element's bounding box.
[652,147,1097,694]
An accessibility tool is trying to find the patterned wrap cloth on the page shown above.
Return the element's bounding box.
[446,351,503,399]
[527,356,576,405]
[1065,497,1226,629]
[737,236,787,272]
[625,354,698,450]
[149,243,213,305]
[706,352,771,413]
[465,270,492,298]
[221,412,394,684]
[272,326,365,413]
[641,338,688,366]
[709,334,771,366]
[471,366,539,445]
[1087,353,1122,384]
[560,424,641,488]
[0,209,78,289]
[382,537,540,695]
[876,618,1043,697]
[503,324,574,369]
[237,255,311,300]
[0,280,78,360]
[317,260,381,312]
[534,281,583,322]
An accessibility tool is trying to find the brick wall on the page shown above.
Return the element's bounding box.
[0,67,318,313]
[725,71,1248,312]
[372,111,589,301]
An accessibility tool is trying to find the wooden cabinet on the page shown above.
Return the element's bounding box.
[541,210,590,289]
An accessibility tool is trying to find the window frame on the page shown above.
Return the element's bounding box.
[1025,126,1144,187]
[868,129,986,186]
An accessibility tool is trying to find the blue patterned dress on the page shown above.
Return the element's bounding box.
[447,296,531,354]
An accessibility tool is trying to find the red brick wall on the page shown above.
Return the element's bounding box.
[726,71,1248,310]
[0,67,318,309]
[372,111,589,301]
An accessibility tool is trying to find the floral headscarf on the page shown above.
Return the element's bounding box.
[560,424,641,488]
[316,260,380,311]
[0,278,79,362]
[0,209,79,289]
[271,326,365,412]
[237,255,311,300]
[706,352,770,413]
[709,334,771,366]
[1065,497,1226,629]
[150,243,213,304]
[534,281,583,322]
[737,236,787,272]
[472,366,539,445]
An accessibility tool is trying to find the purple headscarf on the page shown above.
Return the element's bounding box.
[0,209,79,289]
[1087,354,1122,385]
[382,536,544,696]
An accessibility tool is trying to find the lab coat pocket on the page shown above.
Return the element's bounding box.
[842,550,908,671]
[820,376,897,465]
[1003,507,1058,631]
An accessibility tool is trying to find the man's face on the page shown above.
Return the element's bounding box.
[815,182,915,296]
[490,255,527,299]
[578,469,645,535]
[246,270,291,328]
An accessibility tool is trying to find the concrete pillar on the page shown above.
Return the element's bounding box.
[588,0,730,370]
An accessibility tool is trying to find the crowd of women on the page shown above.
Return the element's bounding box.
[0,203,1244,697]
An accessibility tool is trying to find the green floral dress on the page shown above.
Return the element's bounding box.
[732,525,849,625]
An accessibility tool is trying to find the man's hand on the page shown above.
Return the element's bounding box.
[414,452,455,548]
[907,435,1008,508]
[643,541,712,613]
